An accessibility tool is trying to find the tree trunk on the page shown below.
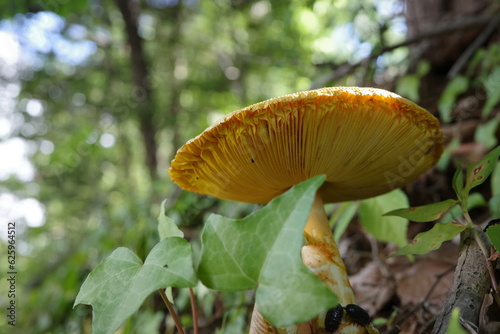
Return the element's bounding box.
[116,0,158,180]
[431,228,491,333]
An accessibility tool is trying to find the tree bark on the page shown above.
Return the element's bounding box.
[431,228,491,333]
[116,0,158,180]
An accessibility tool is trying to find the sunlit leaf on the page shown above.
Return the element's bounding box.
[384,199,458,222]
[74,238,196,334]
[359,189,409,248]
[463,146,500,195]
[393,222,469,256]
[486,224,500,252]
[198,175,337,327]
[158,200,184,240]
[445,308,467,334]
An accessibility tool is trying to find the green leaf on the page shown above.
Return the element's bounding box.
[489,195,500,219]
[74,238,196,334]
[474,118,499,150]
[393,222,469,256]
[436,138,460,171]
[396,75,420,102]
[442,193,486,222]
[416,61,431,77]
[384,199,458,222]
[481,67,500,118]
[452,167,464,202]
[491,162,500,196]
[445,308,467,334]
[438,76,469,123]
[358,189,409,248]
[158,200,184,240]
[463,146,500,195]
[198,175,337,327]
[330,202,358,243]
[486,224,500,252]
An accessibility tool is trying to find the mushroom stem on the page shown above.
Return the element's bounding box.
[302,193,367,333]
[249,193,369,334]
[302,193,356,304]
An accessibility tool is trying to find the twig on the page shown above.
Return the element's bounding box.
[159,289,185,334]
[448,14,500,78]
[310,10,500,88]
[189,287,199,334]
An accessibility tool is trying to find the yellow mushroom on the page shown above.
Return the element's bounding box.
[169,87,443,333]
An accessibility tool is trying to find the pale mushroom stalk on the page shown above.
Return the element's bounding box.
[302,193,362,333]
[302,193,355,304]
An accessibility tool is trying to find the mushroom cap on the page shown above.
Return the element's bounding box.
[169,87,443,204]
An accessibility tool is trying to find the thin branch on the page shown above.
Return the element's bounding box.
[311,10,500,89]
[189,287,199,334]
[448,14,500,78]
[159,289,186,334]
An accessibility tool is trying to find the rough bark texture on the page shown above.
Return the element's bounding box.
[116,0,158,179]
[431,228,491,334]
[404,0,495,108]
[405,0,491,72]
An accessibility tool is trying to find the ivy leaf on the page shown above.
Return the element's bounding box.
[463,146,500,195]
[358,189,409,248]
[74,238,196,334]
[158,199,184,240]
[445,308,467,334]
[393,222,469,256]
[198,175,337,327]
[486,224,500,252]
[384,199,458,222]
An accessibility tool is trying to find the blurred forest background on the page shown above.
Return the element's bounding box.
[1,0,500,333]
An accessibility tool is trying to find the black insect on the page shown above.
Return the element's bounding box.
[344,304,371,326]
[325,304,344,333]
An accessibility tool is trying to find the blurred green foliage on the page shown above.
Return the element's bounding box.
[0,0,499,333]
